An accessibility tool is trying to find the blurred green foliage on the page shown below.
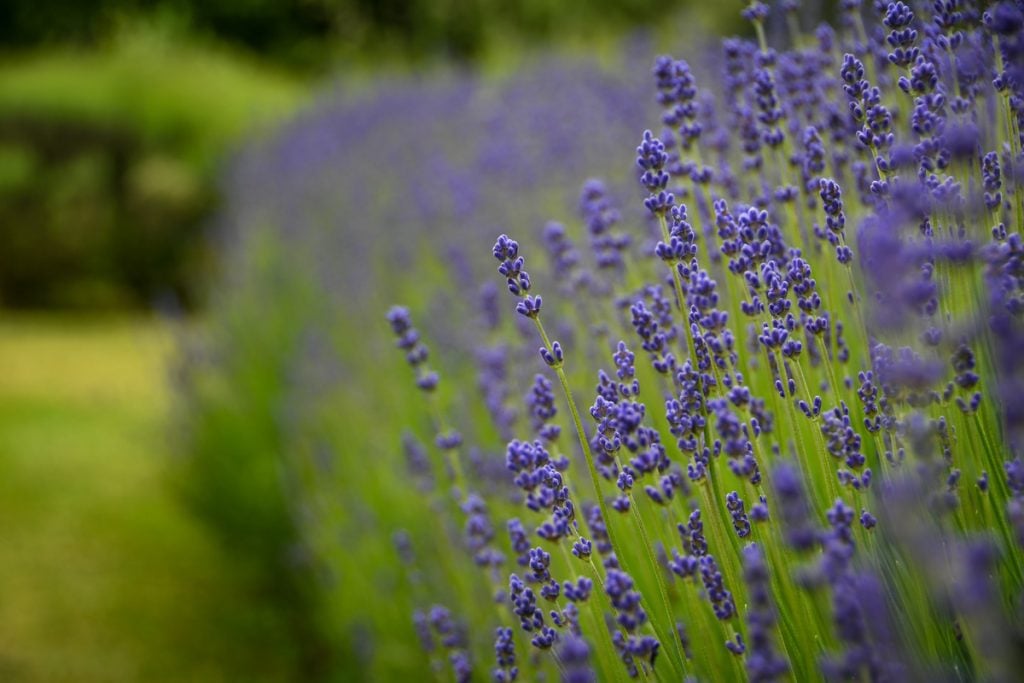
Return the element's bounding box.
[176,235,336,676]
[1,0,742,69]
[0,26,302,309]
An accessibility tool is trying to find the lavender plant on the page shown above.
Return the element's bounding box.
[179,52,661,680]
[381,2,1024,680]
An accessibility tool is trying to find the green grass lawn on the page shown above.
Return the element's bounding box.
[0,315,297,682]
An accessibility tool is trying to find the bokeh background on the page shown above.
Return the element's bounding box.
[0,1,832,680]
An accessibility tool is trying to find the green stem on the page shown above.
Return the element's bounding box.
[532,314,687,678]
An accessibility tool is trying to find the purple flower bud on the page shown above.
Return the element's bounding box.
[859,509,877,530]
[558,634,595,682]
[516,295,543,319]
[540,340,563,366]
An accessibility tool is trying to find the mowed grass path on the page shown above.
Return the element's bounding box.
[0,315,295,682]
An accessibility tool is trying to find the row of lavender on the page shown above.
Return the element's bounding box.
[386,1,1024,681]
[177,43,675,678]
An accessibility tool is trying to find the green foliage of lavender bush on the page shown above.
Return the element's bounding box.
[184,1,1024,681]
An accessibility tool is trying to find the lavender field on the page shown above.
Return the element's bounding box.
[180,1,1024,680]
